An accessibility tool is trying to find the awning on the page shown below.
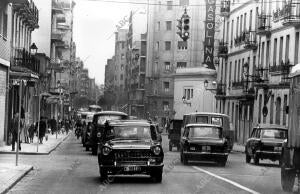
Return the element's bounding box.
[10,66,39,81]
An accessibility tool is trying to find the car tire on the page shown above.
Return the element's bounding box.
[254,153,259,165]
[245,153,251,163]
[150,169,163,183]
[169,143,172,152]
[100,168,108,181]
[92,146,97,155]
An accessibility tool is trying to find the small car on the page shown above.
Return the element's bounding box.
[97,120,164,182]
[245,124,288,165]
[89,111,129,155]
[180,124,229,166]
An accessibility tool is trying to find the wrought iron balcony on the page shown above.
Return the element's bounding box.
[234,32,246,46]
[257,14,271,35]
[12,48,40,74]
[220,0,230,17]
[269,61,293,75]
[218,41,228,58]
[283,2,300,26]
[244,31,257,50]
[12,0,39,29]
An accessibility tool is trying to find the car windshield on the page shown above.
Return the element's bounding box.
[188,126,221,139]
[112,126,151,140]
[97,115,124,125]
[261,129,287,139]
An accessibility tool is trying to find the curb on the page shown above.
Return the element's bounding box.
[0,133,70,155]
[0,165,33,194]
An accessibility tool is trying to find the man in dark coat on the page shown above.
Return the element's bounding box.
[36,117,47,144]
[28,123,36,143]
[10,113,22,151]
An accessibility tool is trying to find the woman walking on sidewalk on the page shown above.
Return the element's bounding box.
[10,113,22,151]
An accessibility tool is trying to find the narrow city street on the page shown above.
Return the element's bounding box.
[0,134,296,194]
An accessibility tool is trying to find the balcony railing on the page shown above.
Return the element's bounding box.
[283,2,300,26]
[234,32,246,46]
[218,41,228,58]
[13,0,39,29]
[269,61,293,74]
[232,81,243,88]
[273,4,290,22]
[257,14,271,35]
[220,0,230,17]
[244,31,257,50]
[12,48,40,74]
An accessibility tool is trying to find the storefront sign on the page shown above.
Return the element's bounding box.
[203,0,216,70]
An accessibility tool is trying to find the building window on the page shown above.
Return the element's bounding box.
[184,88,193,100]
[179,0,189,6]
[165,62,171,71]
[121,54,125,59]
[0,6,7,39]
[120,74,123,80]
[167,1,173,10]
[163,101,169,111]
[283,95,287,125]
[165,41,171,50]
[121,42,125,49]
[121,64,124,70]
[178,41,188,50]
[157,21,160,31]
[270,95,274,124]
[166,21,172,30]
[273,38,277,65]
[156,41,160,51]
[275,97,281,125]
[285,35,290,62]
[177,62,187,68]
[164,82,170,92]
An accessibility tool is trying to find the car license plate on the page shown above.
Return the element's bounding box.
[202,146,211,152]
[190,147,196,151]
[124,166,141,172]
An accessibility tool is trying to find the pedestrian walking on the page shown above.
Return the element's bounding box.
[10,113,22,151]
[36,117,47,144]
[28,123,35,143]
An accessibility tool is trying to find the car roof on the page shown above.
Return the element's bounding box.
[107,119,150,127]
[183,112,230,118]
[254,124,288,130]
[186,123,222,128]
[94,111,128,116]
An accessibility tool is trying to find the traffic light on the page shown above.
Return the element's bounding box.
[182,14,190,41]
[176,18,183,39]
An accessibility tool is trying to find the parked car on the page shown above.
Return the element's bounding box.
[89,111,129,155]
[180,123,229,166]
[245,124,288,165]
[97,120,164,182]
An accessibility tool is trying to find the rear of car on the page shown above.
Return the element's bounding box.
[180,124,229,166]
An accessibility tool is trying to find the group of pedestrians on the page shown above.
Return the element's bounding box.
[9,113,74,151]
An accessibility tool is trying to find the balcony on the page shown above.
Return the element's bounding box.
[51,30,64,42]
[282,3,300,26]
[55,41,69,49]
[257,14,271,36]
[269,61,293,75]
[220,0,230,17]
[244,31,257,50]
[232,81,243,88]
[12,48,40,74]
[12,0,39,29]
[234,32,246,46]
[52,0,64,14]
[216,83,226,96]
[218,41,228,58]
[56,13,66,23]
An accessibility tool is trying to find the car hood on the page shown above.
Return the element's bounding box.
[187,138,225,145]
[261,138,285,146]
[106,139,155,149]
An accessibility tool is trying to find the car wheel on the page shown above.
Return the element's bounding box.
[100,168,108,181]
[245,153,251,163]
[169,143,172,152]
[92,146,97,155]
[150,169,163,183]
[254,153,259,165]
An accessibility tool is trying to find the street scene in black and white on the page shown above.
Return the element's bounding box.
[0,0,300,193]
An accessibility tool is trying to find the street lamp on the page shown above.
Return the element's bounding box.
[203,80,217,112]
[30,43,38,54]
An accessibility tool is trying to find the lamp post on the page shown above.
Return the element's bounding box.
[204,80,217,112]
[30,43,38,54]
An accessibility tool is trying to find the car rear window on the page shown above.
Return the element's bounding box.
[188,126,221,139]
[195,116,208,123]
[97,115,126,125]
[261,129,287,139]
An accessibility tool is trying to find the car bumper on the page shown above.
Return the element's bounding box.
[183,151,228,160]
[256,150,281,160]
[99,164,164,175]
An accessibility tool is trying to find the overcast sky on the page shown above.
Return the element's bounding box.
[73,0,135,85]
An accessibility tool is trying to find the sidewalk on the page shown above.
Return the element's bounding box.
[232,143,245,153]
[0,133,69,155]
[0,163,33,194]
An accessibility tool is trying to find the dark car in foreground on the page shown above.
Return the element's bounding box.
[98,120,164,182]
[89,111,129,155]
[245,124,288,165]
[180,124,229,166]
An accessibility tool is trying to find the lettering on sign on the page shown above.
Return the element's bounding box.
[203,0,216,70]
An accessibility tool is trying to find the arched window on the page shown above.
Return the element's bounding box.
[275,97,281,125]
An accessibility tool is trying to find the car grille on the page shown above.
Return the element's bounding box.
[261,145,274,151]
[114,150,152,164]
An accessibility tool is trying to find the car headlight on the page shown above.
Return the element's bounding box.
[102,146,112,155]
[152,146,161,156]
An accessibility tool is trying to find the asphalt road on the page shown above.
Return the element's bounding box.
[1,133,299,194]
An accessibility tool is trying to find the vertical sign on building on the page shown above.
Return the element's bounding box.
[204,0,216,70]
